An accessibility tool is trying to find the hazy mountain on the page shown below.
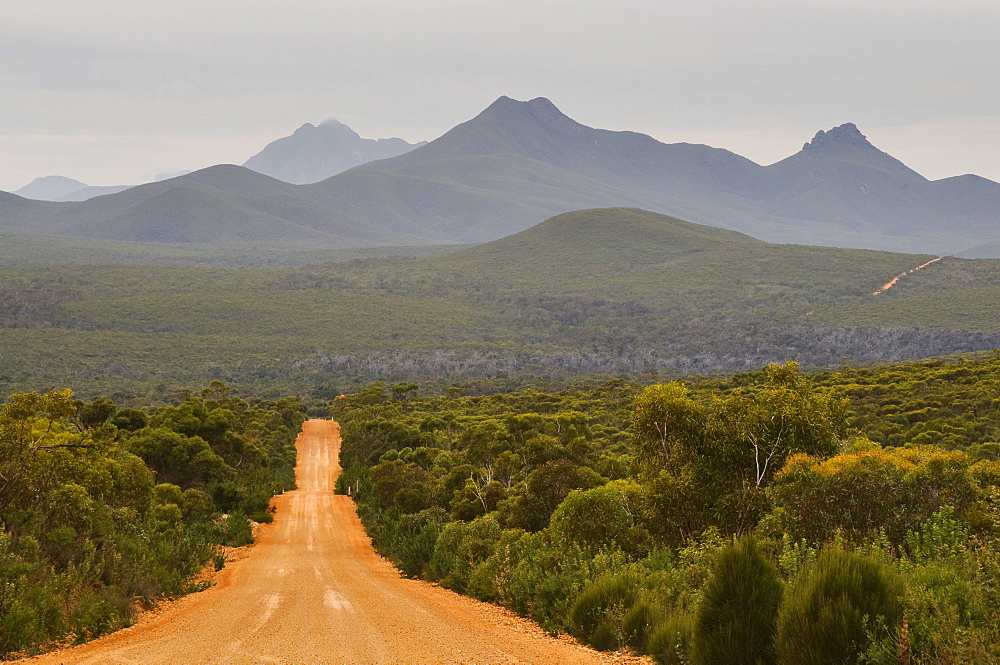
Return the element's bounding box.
[243,119,426,184]
[303,96,769,242]
[955,239,1000,259]
[13,176,135,202]
[0,165,422,246]
[759,125,1000,250]
[304,97,1000,252]
[13,176,89,201]
[2,96,998,254]
[10,170,196,204]
[54,184,134,201]
[155,170,194,181]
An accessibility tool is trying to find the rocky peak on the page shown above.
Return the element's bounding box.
[803,122,872,150]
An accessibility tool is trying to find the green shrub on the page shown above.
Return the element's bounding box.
[590,623,619,651]
[465,528,526,602]
[218,512,254,547]
[387,507,448,578]
[212,551,227,571]
[569,574,638,645]
[692,537,783,665]
[896,535,1000,664]
[430,514,502,592]
[774,548,903,665]
[249,510,274,524]
[648,612,695,665]
[549,481,649,556]
[622,600,666,653]
[70,592,123,642]
[498,533,609,632]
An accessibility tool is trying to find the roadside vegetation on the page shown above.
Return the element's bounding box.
[335,353,1000,663]
[0,382,304,658]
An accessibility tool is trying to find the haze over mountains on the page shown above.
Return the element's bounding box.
[10,121,423,202]
[12,171,202,203]
[12,176,89,200]
[242,118,426,184]
[2,96,998,257]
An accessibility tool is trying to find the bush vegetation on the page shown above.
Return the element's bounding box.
[2,220,1000,403]
[692,537,782,665]
[334,355,1000,662]
[774,548,903,665]
[0,383,304,658]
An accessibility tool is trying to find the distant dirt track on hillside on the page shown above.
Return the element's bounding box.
[17,420,646,665]
[872,257,942,295]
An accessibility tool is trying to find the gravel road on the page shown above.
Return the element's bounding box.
[18,419,648,664]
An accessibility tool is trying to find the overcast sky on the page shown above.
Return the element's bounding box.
[2,0,998,191]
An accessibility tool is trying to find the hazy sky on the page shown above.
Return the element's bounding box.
[2,0,998,191]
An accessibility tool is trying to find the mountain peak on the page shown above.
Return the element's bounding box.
[481,95,583,136]
[803,123,872,150]
[243,118,423,184]
[292,120,357,138]
[484,95,520,111]
[526,97,582,135]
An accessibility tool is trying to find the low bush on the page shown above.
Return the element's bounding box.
[648,611,695,665]
[622,600,666,652]
[217,512,254,547]
[570,574,639,648]
[691,537,782,665]
[774,548,903,665]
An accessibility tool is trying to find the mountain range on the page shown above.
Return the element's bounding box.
[10,120,423,202]
[2,96,998,256]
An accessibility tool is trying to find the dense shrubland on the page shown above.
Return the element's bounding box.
[0,382,304,658]
[2,236,1000,402]
[336,354,1000,663]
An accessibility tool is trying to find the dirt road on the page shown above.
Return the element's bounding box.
[20,420,639,664]
[872,257,942,295]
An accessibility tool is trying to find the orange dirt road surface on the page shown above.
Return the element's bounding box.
[18,420,646,665]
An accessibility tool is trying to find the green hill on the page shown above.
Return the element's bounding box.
[433,207,763,274]
[411,208,939,314]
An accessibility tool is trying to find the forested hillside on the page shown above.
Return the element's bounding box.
[335,353,1000,663]
[2,209,1000,403]
[0,383,305,658]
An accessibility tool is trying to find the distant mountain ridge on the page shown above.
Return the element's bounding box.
[14,175,134,202]
[13,176,90,201]
[54,184,134,202]
[0,165,429,246]
[300,96,1000,252]
[242,118,426,184]
[1,96,998,255]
